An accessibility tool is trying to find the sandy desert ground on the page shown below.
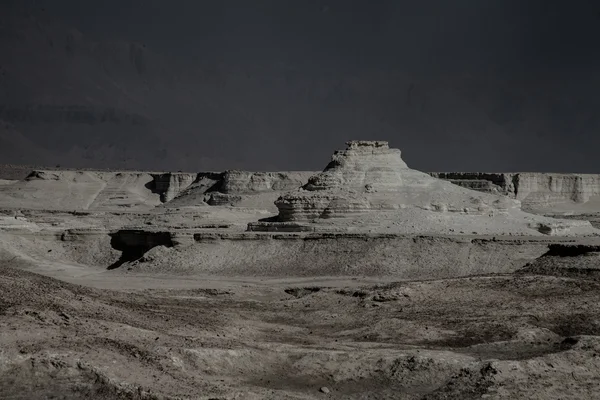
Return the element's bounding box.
[3,250,600,399]
[2,142,600,399]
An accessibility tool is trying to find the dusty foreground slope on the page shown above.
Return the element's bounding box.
[2,258,600,399]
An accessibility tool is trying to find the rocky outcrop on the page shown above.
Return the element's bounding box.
[165,170,314,210]
[158,172,222,208]
[206,192,243,206]
[150,172,198,202]
[0,170,164,211]
[258,141,598,236]
[3,162,600,220]
[0,169,314,211]
[220,170,313,193]
[302,141,407,192]
[126,231,556,279]
[514,173,600,208]
[429,172,516,195]
[274,141,519,222]
[430,172,600,211]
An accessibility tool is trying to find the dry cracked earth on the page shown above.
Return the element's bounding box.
[2,253,600,399]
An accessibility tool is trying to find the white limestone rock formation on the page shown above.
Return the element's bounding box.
[0,170,200,211]
[431,172,600,213]
[221,171,313,193]
[159,170,315,211]
[199,170,315,211]
[0,168,315,212]
[258,141,598,236]
[150,172,198,203]
[514,173,600,211]
[302,141,408,192]
[275,141,518,222]
[0,170,164,211]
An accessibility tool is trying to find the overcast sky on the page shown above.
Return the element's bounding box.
[39,0,600,72]
[3,0,600,172]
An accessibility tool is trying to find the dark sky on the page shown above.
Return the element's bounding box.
[40,0,600,71]
[2,0,600,172]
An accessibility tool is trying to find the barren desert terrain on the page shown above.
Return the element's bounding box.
[2,142,600,399]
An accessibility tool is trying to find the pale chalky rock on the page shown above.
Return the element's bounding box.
[150,172,198,202]
[258,141,599,237]
[303,140,408,191]
[275,141,520,222]
[431,172,600,213]
[221,170,313,194]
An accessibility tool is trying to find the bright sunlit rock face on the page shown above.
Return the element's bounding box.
[303,141,408,192]
[274,141,520,222]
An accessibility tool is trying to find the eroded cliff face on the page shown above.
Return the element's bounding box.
[196,170,314,210]
[0,170,203,210]
[302,141,408,192]
[274,141,520,223]
[149,172,198,203]
[431,172,600,211]
[0,170,162,210]
[2,163,600,218]
[514,173,600,207]
[429,172,517,196]
[221,171,313,193]
[0,168,315,211]
[253,141,599,237]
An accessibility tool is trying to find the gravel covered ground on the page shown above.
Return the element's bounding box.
[2,255,600,399]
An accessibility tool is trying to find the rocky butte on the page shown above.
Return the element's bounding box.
[250,141,596,236]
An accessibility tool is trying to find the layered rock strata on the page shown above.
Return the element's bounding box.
[0,169,313,211]
[221,171,312,193]
[259,141,598,236]
[164,170,314,210]
[431,172,600,211]
[150,172,198,202]
[274,141,518,222]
